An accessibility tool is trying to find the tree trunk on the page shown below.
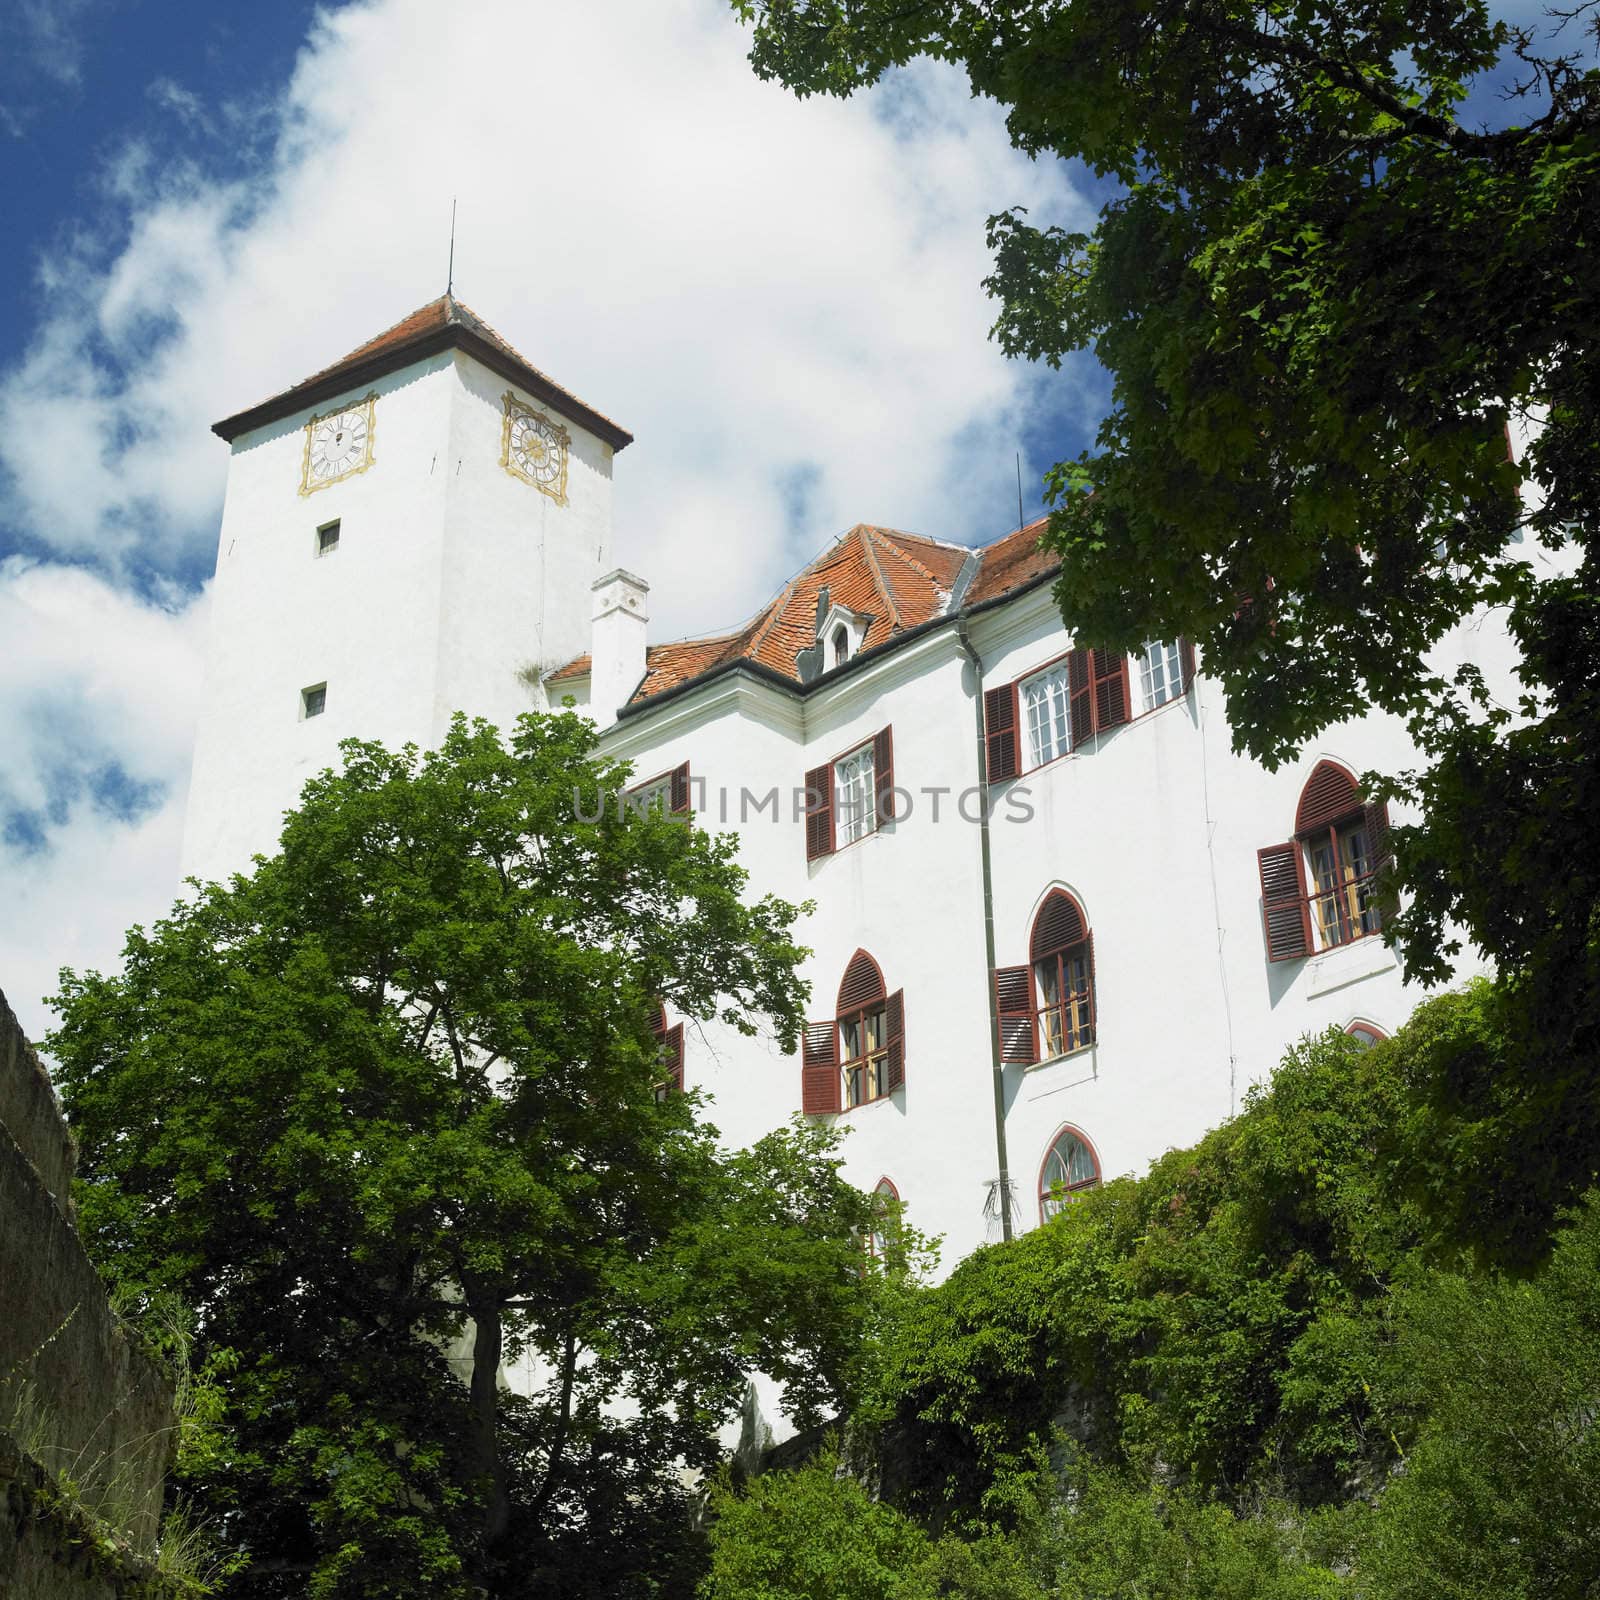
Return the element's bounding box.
[466,1292,510,1555]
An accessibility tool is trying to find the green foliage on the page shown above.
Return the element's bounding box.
[49,712,892,1598]
[869,1019,1449,1524]
[1359,1190,1600,1599]
[701,1455,933,1600]
[701,1454,1349,1600]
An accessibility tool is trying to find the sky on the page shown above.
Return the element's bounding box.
[0,0,1570,1042]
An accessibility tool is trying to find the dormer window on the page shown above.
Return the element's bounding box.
[817,603,870,670]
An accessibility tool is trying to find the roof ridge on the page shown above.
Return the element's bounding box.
[866,524,940,588]
[742,575,803,664]
[851,525,901,633]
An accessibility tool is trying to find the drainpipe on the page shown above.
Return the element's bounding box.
[956,617,1014,1243]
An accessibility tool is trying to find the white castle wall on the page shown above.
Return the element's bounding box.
[597,577,1511,1264]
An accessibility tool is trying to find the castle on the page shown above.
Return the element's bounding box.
[182,295,1505,1263]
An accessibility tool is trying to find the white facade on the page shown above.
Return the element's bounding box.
[181,302,1513,1278]
[559,584,1507,1263]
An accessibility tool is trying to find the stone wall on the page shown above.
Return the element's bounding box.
[0,987,180,1596]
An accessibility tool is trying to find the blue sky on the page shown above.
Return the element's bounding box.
[0,0,1577,1040]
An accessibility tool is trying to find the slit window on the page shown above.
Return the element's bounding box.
[317,520,341,556]
[301,683,327,719]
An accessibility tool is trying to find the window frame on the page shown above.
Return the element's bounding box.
[316,518,341,557]
[1038,1124,1101,1223]
[300,682,327,719]
[1136,638,1186,712]
[801,950,905,1114]
[985,641,1192,785]
[833,739,878,849]
[804,727,896,862]
[993,889,1098,1066]
[627,761,692,819]
[865,1176,900,1261]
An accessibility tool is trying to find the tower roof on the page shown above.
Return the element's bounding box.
[548,516,1061,710]
[211,294,633,449]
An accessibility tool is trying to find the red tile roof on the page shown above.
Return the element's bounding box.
[213,294,632,449]
[553,515,1059,708]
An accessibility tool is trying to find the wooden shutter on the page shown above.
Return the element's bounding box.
[1296,761,1360,834]
[1258,843,1313,962]
[1364,799,1398,923]
[884,989,905,1091]
[1081,930,1098,1040]
[661,1022,685,1093]
[669,762,691,816]
[873,726,896,823]
[1068,650,1094,747]
[1179,637,1196,693]
[1363,799,1393,866]
[804,762,835,861]
[995,964,1038,1065]
[983,682,1020,782]
[1092,649,1130,731]
[801,1019,841,1115]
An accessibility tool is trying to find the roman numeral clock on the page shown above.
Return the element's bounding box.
[299,394,377,495]
[500,392,570,505]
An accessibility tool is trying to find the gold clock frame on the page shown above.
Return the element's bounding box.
[499,392,570,505]
[299,392,378,497]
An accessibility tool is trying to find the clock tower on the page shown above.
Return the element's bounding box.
[180,295,633,885]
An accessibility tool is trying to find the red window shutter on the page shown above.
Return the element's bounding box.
[1296,761,1360,834]
[1068,650,1094,747]
[804,763,835,861]
[884,989,905,1091]
[1258,842,1313,961]
[662,1022,685,1093]
[1363,798,1393,866]
[1092,649,1130,731]
[995,964,1038,1065]
[1081,930,1097,1041]
[801,1019,841,1115]
[874,726,896,823]
[1179,637,1196,693]
[838,951,886,1014]
[669,762,691,815]
[983,683,1020,782]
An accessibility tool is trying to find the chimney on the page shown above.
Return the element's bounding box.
[589,569,649,727]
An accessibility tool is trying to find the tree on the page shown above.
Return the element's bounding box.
[49,713,893,1599]
[729,0,1600,1245]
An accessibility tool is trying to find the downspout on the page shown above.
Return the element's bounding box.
[956,617,1014,1243]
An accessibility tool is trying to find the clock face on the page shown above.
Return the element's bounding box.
[300,394,376,495]
[500,394,569,504]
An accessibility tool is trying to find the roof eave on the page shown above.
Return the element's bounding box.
[211,323,634,450]
[613,562,1061,722]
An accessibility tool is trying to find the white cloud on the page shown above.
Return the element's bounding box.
[0,558,207,1041]
[0,0,1100,1030]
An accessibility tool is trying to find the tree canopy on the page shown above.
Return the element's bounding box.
[49,713,899,1599]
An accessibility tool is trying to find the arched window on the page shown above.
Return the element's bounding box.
[1030,890,1096,1058]
[992,890,1097,1065]
[866,1177,899,1260]
[1258,761,1392,962]
[1345,1020,1388,1049]
[801,951,906,1114]
[832,624,850,667]
[1039,1126,1100,1221]
[651,1004,684,1102]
